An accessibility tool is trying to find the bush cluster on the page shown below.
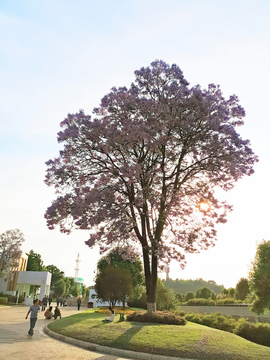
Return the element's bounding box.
[126,310,186,325]
[215,298,243,305]
[185,312,237,332]
[0,292,24,304]
[182,297,243,306]
[0,297,8,304]
[233,318,270,347]
[127,293,147,309]
[184,311,270,347]
[183,298,215,306]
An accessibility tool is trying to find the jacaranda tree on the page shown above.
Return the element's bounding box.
[0,229,25,281]
[45,60,258,312]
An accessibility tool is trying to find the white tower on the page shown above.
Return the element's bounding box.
[75,253,80,281]
[164,266,170,280]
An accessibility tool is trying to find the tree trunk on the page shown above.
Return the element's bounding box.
[142,246,158,314]
[147,302,156,312]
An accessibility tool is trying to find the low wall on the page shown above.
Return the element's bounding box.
[179,305,270,323]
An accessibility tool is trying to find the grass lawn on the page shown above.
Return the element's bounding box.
[47,309,270,360]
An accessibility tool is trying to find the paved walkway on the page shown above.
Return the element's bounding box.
[0,305,193,360]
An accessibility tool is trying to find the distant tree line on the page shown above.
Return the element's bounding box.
[161,278,224,295]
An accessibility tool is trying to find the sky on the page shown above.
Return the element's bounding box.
[0,0,270,289]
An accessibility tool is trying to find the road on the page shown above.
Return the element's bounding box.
[0,304,130,360]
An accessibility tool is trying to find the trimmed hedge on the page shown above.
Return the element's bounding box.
[0,297,8,303]
[126,310,186,325]
[183,298,216,306]
[182,297,244,306]
[215,298,242,305]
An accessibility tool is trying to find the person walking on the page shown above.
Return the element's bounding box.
[25,298,40,336]
[42,295,48,311]
[56,297,60,307]
[48,296,52,306]
[77,297,81,310]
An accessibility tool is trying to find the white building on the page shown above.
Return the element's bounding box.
[88,289,122,308]
[0,253,52,305]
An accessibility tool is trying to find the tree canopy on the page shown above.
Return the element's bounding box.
[45,264,65,288]
[235,278,250,301]
[0,229,25,280]
[249,240,270,314]
[95,266,133,307]
[45,60,258,311]
[97,247,144,289]
[26,250,45,271]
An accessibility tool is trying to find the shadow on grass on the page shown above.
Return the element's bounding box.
[110,322,158,349]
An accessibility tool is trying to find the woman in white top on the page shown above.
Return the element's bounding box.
[105,306,115,321]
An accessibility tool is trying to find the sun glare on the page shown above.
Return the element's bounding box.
[199,202,210,212]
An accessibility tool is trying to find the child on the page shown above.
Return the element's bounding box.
[53,306,61,319]
[25,298,40,336]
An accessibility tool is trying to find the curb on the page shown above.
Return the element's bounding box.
[44,326,194,360]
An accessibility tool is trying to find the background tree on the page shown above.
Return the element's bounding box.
[97,247,144,302]
[228,287,235,298]
[235,278,250,301]
[184,292,194,302]
[98,247,143,287]
[63,277,71,297]
[53,279,66,298]
[249,240,270,314]
[221,288,229,298]
[175,293,183,303]
[45,60,258,312]
[210,290,217,300]
[0,229,25,280]
[45,264,65,288]
[81,284,87,298]
[26,250,45,271]
[95,266,133,307]
[85,286,90,299]
[195,286,212,299]
[156,278,177,310]
[68,277,80,297]
[70,284,80,297]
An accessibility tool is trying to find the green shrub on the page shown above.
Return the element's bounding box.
[127,293,147,309]
[183,298,215,306]
[126,310,186,325]
[215,298,241,305]
[173,310,186,317]
[0,297,8,303]
[185,312,237,332]
[233,318,270,346]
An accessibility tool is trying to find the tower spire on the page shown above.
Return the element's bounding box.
[75,253,80,280]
